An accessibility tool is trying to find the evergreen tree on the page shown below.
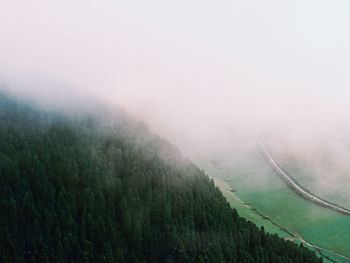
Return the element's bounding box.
[0,92,321,262]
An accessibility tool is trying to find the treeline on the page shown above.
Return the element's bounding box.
[0,92,321,262]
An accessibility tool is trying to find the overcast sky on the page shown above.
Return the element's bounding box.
[1,0,350,143]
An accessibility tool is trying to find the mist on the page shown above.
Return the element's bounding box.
[2,0,350,191]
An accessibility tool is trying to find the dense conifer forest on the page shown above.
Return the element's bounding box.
[0,92,321,262]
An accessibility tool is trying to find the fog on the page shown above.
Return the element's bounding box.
[1,1,350,197]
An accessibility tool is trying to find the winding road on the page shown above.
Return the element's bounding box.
[254,136,350,217]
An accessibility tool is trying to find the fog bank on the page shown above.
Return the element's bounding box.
[1,1,350,156]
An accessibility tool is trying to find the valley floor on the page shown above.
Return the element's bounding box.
[192,138,350,263]
[213,177,350,263]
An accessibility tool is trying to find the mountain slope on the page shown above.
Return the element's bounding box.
[0,92,320,262]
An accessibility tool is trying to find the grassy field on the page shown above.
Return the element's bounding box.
[212,178,291,238]
[213,177,348,263]
[195,141,350,262]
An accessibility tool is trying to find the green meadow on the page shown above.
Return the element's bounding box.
[196,142,350,262]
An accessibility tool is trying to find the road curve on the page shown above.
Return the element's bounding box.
[254,136,350,217]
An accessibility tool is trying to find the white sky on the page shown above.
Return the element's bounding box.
[1,0,350,142]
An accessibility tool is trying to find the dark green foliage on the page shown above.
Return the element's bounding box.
[0,92,321,262]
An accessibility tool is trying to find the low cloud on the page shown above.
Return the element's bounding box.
[1,1,350,201]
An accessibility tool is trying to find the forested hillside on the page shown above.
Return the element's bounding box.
[0,92,321,262]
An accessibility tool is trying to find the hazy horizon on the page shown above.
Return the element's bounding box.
[2,0,350,149]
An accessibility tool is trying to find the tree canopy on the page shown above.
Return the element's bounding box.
[0,92,321,262]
